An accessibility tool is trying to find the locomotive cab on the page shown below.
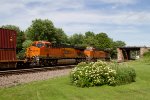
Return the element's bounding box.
[25,41,52,66]
[26,41,52,57]
[32,41,51,48]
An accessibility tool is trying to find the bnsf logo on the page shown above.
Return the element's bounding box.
[64,50,71,54]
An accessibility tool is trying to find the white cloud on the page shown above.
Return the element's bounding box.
[1,6,150,33]
[96,0,137,5]
[0,0,150,46]
[1,0,150,30]
[0,1,24,14]
[43,11,150,27]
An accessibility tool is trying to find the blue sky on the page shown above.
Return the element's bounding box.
[0,0,150,46]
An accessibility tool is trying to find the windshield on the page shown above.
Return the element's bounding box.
[45,43,51,48]
[36,43,44,48]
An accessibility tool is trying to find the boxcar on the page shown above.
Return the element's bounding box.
[0,28,17,69]
[0,28,17,49]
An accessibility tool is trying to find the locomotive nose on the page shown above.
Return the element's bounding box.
[26,47,32,58]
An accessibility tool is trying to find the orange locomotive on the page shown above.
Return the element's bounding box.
[84,47,108,61]
[25,41,109,66]
[25,41,86,66]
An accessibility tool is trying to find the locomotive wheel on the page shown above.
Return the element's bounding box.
[43,60,49,67]
[47,60,52,66]
[51,60,57,66]
[75,59,81,64]
[82,58,86,62]
[40,59,49,67]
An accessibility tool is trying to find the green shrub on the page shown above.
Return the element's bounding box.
[17,49,25,59]
[142,51,150,63]
[143,51,150,57]
[109,62,136,85]
[70,61,136,87]
[70,61,116,87]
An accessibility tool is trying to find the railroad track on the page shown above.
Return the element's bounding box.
[0,65,75,76]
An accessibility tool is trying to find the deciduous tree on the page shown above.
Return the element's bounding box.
[26,19,68,44]
[1,25,25,53]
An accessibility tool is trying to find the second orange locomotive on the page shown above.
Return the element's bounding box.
[26,41,109,66]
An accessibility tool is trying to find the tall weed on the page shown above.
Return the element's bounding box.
[109,62,136,85]
[142,51,150,64]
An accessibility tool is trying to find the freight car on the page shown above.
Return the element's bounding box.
[0,28,29,69]
[0,28,109,69]
[0,28,18,69]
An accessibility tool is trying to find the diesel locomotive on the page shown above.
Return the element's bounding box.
[25,41,109,66]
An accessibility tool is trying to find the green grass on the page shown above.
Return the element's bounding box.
[0,60,150,100]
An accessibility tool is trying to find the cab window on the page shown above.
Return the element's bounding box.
[36,42,44,48]
[45,43,51,48]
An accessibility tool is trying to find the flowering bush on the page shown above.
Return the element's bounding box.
[70,61,116,87]
[70,60,136,87]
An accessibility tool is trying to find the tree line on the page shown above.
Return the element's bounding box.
[0,19,125,59]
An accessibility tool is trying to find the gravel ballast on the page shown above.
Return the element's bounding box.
[0,69,72,88]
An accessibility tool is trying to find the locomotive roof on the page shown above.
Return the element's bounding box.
[33,41,51,44]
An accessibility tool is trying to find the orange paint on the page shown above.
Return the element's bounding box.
[26,41,78,59]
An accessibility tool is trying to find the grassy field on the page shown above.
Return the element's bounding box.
[0,60,150,100]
